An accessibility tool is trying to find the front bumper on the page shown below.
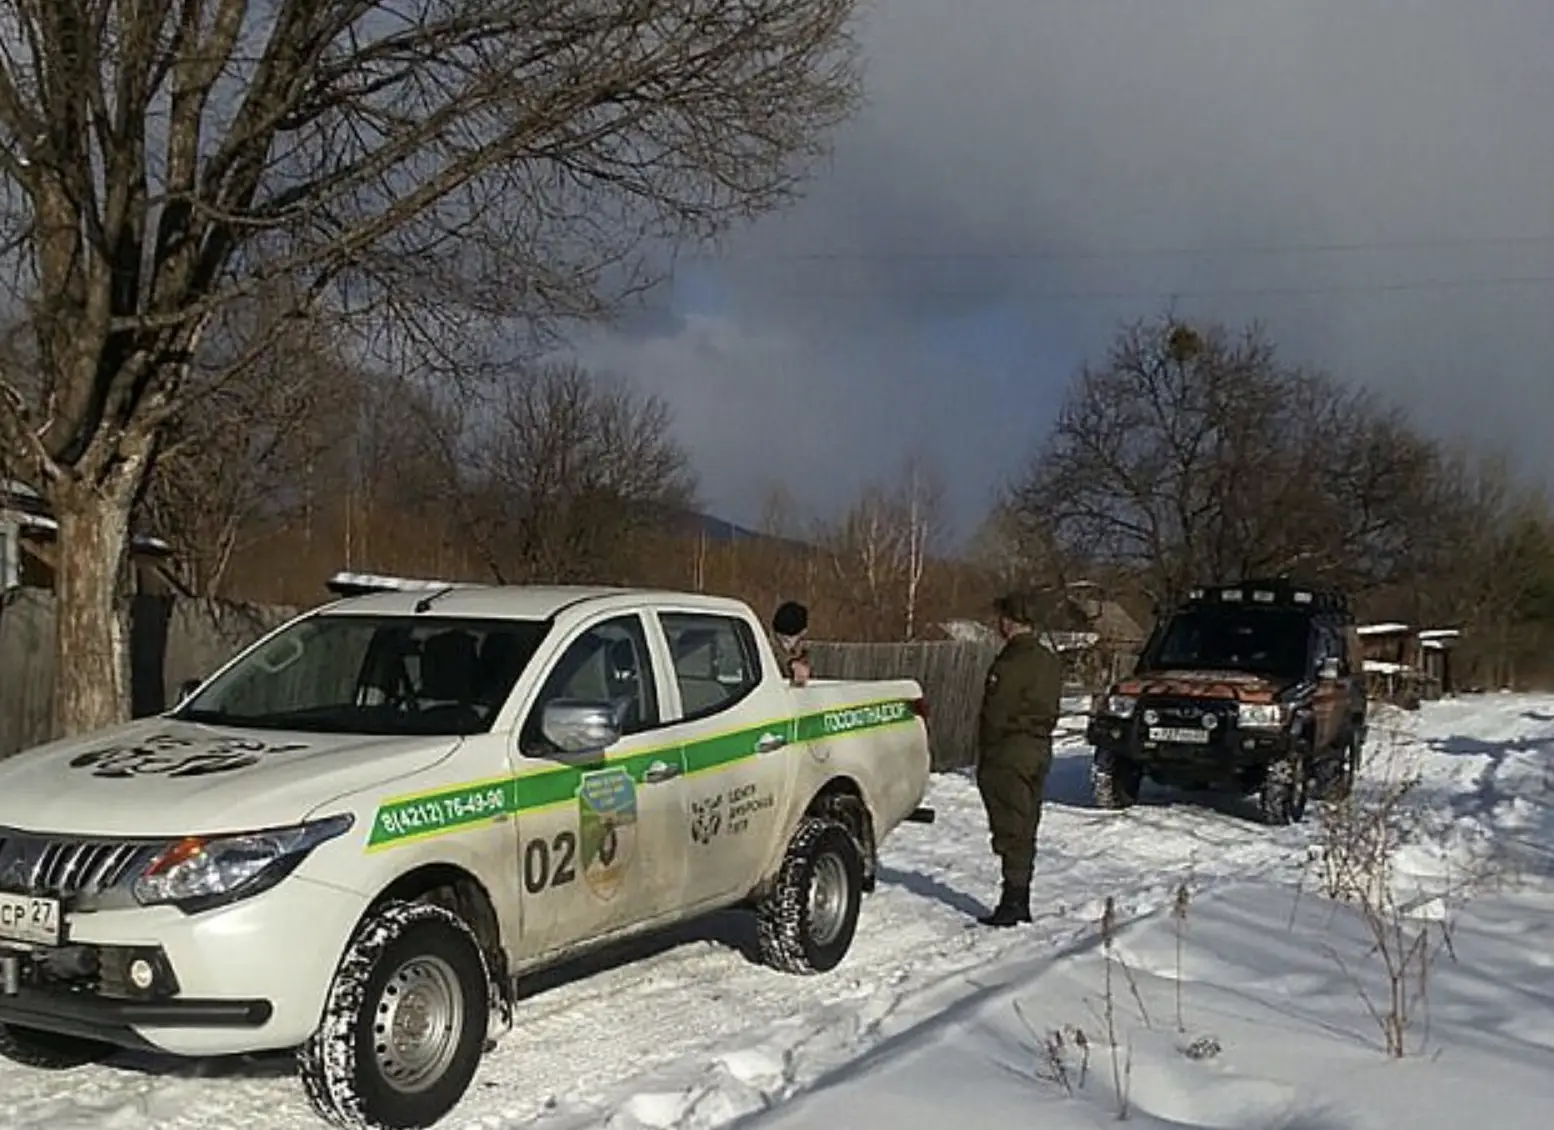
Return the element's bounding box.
[1086,712,1293,777]
[0,875,368,1057]
[0,974,271,1051]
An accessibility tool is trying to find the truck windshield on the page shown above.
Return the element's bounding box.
[173,614,552,736]
[1143,607,1311,680]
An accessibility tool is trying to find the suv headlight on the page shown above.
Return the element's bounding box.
[1103,694,1137,719]
[134,814,354,914]
[1237,703,1287,729]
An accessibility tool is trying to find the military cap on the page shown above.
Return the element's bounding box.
[992,591,1041,626]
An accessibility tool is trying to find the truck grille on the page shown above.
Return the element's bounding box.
[0,830,164,902]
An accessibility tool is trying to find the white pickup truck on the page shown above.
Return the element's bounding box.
[0,578,933,1129]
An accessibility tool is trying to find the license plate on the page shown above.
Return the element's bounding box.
[0,892,61,947]
[1148,726,1210,745]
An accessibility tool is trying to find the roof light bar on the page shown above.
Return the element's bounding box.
[325,570,485,598]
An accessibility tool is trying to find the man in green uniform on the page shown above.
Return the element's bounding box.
[975,592,1064,927]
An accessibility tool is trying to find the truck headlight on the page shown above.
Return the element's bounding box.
[133,814,354,914]
[1104,694,1137,719]
[1237,703,1287,729]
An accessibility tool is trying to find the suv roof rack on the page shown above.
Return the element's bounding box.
[1179,578,1352,619]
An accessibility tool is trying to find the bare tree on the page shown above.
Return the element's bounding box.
[1409,450,1554,688]
[968,501,1072,596]
[824,482,904,638]
[819,454,948,640]
[1011,314,1447,604]
[0,0,861,735]
[898,454,947,640]
[450,361,697,584]
[138,295,364,595]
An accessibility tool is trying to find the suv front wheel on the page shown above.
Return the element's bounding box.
[1259,743,1310,825]
[1092,749,1143,810]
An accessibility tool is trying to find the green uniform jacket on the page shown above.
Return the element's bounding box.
[978,633,1063,761]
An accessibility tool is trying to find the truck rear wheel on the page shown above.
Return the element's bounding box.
[0,1024,112,1069]
[756,817,863,975]
[299,900,490,1129]
[1092,750,1143,809]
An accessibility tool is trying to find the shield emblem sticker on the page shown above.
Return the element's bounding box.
[578,767,638,900]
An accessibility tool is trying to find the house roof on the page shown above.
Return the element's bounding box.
[1,480,171,557]
[1070,596,1146,644]
[1357,622,1412,636]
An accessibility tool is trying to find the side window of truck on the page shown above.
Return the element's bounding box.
[660,612,762,720]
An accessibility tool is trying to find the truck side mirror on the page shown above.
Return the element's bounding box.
[542,700,622,754]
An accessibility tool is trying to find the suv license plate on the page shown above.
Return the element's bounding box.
[1148,726,1210,745]
[0,893,61,947]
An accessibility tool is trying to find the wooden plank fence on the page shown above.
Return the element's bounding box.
[808,639,995,771]
[0,590,298,758]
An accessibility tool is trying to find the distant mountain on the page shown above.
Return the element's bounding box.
[649,503,815,554]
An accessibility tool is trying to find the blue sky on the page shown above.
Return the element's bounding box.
[565,0,1554,541]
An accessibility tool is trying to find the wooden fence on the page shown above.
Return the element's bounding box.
[0,593,1077,770]
[809,640,995,770]
[0,590,298,758]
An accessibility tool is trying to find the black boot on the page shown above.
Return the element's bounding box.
[977,883,1032,927]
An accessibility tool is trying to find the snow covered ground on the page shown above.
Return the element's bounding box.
[5,694,1553,1130]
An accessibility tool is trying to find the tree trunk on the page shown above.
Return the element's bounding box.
[51,482,136,739]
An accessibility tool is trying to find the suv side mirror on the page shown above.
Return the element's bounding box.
[1317,657,1340,681]
[541,700,622,754]
[175,677,203,707]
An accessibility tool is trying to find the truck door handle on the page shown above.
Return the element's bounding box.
[755,733,788,754]
[643,760,682,784]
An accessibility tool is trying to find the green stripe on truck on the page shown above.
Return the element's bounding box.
[366,697,919,850]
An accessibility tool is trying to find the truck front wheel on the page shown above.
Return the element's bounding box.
[299,900,491,1130]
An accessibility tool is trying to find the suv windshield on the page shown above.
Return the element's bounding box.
[1143,607,1312,680]
[174,614,552,736]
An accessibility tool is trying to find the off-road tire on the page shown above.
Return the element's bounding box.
[1092,750,1143,810]
[1313,730,1361,802]
[1259,746,1310,826]
[299,901,490,1130]
[809,791,878,894]
[0,1024,112,1069]
[756,817,864,975]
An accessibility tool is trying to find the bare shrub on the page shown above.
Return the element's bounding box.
[1172,877,1194,1033]
[1306,714,1491,1057]
[1093,897,1134,1119]
[1014,1007,1091,1098]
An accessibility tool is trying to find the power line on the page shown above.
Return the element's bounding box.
[714,232,1554,265]
[653,271,1554,308]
